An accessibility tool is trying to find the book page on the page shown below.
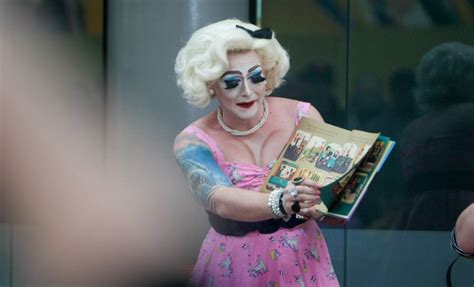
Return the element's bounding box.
[263,117,380,194]
[326,137,395,219]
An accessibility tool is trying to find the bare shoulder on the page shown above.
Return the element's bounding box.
[267,96,299,107]
[266,96,300,116]
[174,129,204,155]
[173,115,215,155]
[267,96,325,122]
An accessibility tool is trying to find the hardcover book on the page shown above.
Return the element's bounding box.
[261,117,395,221]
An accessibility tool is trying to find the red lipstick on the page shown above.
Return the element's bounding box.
[237,101,256,109]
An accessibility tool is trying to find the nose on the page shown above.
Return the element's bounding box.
[241,80,253,97]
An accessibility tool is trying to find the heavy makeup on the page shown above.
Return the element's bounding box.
[211,50,267,131]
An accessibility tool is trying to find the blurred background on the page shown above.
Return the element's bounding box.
[0,0,473,286]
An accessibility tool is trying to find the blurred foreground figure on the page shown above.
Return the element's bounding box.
[1,2,190,285]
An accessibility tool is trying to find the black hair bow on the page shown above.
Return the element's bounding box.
[236,25,272,39]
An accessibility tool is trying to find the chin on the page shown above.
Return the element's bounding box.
[236,105,259,120]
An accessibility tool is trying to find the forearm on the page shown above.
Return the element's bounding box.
[174,132,319,223]
[455,203,474,253]
[209,186,272,222]
[175,133,280,221]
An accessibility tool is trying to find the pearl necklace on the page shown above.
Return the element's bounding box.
[217,99,269,136]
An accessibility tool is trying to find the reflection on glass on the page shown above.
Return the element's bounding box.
[262,1,474,232]
[350,0,472,27]
[277,63,345,127]
[399,42,474,230]
[347,0,474,230]
[263,0,348,127]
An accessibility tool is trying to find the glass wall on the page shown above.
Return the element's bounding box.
[262,0,474,286]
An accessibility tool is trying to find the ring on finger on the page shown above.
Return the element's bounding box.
[295,214,305,219]
[289,187,298,201]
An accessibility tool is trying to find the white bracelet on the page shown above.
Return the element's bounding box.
[268,188,289,220]
[267,189,279,218]
[272,189,284,218]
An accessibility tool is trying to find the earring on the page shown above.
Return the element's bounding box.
[209,89,215,96]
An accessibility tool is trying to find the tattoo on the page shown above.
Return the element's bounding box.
[174,133,232,210]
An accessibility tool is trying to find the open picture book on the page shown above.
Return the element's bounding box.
[260,117,395,222]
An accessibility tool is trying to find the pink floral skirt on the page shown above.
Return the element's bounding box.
[190,220,339,287]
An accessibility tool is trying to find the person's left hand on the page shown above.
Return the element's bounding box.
[299,205,347,225]
[298,205,326,221]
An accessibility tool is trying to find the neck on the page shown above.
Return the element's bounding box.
[217,99,269,137]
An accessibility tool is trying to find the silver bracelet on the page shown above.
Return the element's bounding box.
[267,189,276,218]
[268,188,290,220]
[267,189,280,219]
[272,189,284,218]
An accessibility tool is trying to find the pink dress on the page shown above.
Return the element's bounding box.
[183,102,339,287]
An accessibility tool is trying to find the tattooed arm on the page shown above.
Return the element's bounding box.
[174,131,320,221]
[173,132,231,209]
[173,131,273,222]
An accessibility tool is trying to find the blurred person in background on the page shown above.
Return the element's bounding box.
[174,19,340,286]
[399,42,474,230]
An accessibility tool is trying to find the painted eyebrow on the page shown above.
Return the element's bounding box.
[220,65,262,78]
[221,71,242,78]
[247,65,260,73]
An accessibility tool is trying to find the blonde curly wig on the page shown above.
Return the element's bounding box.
[175,19,290,108]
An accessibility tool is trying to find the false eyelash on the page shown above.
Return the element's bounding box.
[250,74,266,83]
[224,79,241,89]
[248,69,266,83]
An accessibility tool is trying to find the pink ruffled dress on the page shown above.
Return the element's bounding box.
[183,102,339,287]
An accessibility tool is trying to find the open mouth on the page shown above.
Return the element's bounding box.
[236,101,256,109]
